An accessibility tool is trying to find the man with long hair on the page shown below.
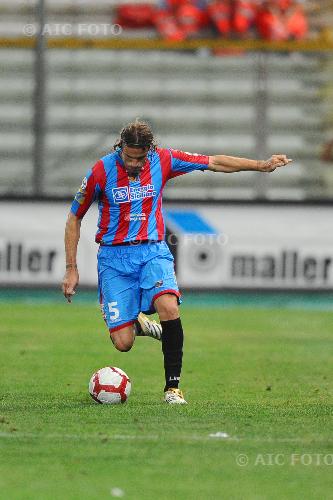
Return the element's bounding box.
[62,119,291,404]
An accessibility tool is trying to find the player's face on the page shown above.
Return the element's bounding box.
[121,145,149,178]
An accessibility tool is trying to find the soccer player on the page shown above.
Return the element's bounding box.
[62,120,292,404]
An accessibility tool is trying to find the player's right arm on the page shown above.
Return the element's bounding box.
[62,160,104,302]
[62,213,81,303]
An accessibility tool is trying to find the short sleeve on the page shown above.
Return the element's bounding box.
[169,149,209,179]
[70,160,105,218]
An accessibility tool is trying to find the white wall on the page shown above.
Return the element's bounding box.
[1,201,332,290]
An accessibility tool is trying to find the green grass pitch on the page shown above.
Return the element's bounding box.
[0,296,332,499]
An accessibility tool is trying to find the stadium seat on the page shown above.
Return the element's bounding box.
[0,2,328,199]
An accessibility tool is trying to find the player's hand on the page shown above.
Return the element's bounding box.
[62,268,79,303]
[259,155,292,172]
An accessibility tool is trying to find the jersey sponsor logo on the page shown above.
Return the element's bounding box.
[124,212,147,222]
[113,184,156,204]
[130,184,156,200]
[112,186,130,203]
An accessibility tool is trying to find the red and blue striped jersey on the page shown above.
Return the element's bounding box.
[71,147,209,245]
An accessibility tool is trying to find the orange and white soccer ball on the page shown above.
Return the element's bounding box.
[89,366,131,404]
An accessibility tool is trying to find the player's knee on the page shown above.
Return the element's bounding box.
[115,342,133,352]
[154,294,179,321]
[109,327,134,352]
[163,304,179,320]
[110,336,133,352]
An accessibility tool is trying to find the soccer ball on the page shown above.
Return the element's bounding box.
[89,366,131,404]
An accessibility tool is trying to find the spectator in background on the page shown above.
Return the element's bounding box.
[115,3,155,29]
[154,0,209,41]
[256,0,308,41]
[256,0,289,40]
[115,0,308,42]
[321,139,333,162]
[154,1,257,41]
[282,0,308,40]
[207,0,232,37]
[233,0,257,37]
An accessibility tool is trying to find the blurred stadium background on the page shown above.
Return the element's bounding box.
[0,0,333,199]
[1,0,333,346]
[1,0,333,291]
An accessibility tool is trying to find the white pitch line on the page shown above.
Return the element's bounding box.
[0,432,158,441]
[0,432,331,444]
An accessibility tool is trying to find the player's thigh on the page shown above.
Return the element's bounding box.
[140,243,181,316]
[98,268,140,333]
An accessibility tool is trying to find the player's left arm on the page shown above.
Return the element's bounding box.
[208,154,292,173]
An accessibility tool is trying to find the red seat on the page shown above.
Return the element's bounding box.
[115,4,155,29]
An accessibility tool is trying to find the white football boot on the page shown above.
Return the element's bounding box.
[164,388,187,404]
[135,312,162,341]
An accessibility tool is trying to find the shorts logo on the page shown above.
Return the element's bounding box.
[113,187,130,203]
[100,302,107,322]
[113,184,156,204]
